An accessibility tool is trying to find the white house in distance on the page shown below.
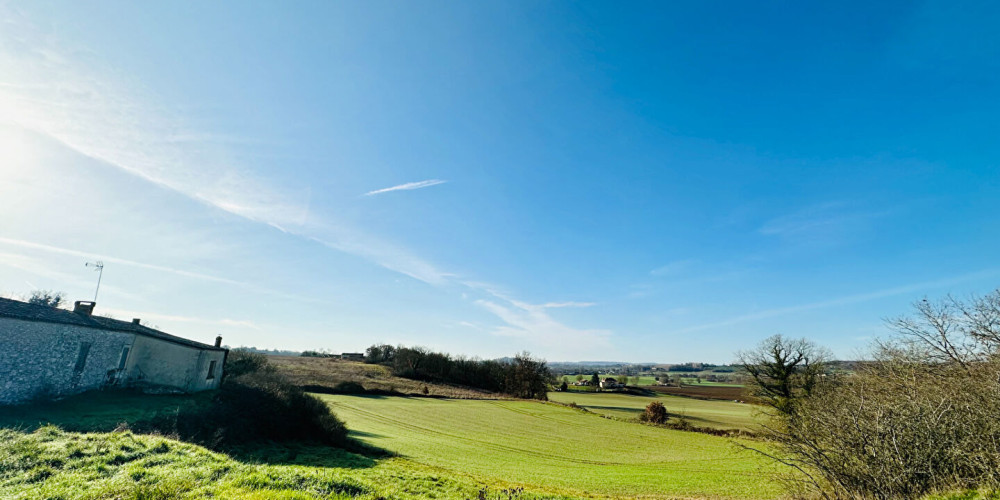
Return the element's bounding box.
[600,377,624,390]
[0,297,228,405]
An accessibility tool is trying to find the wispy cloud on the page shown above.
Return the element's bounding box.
[674,268,1000,334]
[759,201,893,237]
[0,237,331,304]
[475,298,611,353]
[365,179,447,196]
[0,237,243,286]
[650,259,698,277]
[541,301,596,308]
[99,307,261,330]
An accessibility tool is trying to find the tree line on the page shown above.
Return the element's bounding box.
[739,289,1000,499]
[364,344,551,400]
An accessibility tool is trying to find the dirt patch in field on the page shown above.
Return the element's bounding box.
[648,384,749,401]
[268,356,501,399]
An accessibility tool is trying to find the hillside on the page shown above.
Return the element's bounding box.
[0,426,558,500]
[1,390,782,499]
[546,390,758,431]
[322,394,785,499]
[268,356,502,399]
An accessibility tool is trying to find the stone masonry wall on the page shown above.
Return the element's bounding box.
[0,317,135,405]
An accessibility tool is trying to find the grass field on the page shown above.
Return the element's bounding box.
[1,391,786,499]
[677,378,744,388]
[321,394,784,499]
[546,391,758,431]
[0,426,548,500]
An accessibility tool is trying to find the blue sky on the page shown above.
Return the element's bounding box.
[1,1,997,362]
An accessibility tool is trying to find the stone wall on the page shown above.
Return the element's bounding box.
[0,317,135,404]
[125,336,225,392]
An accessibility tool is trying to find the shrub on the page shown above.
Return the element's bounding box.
[331,381,366,394]
[142,352,347,449]
[223,349,273,378]
[641,401,668,424]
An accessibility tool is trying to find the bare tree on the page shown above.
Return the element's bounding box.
[737,334,829,416]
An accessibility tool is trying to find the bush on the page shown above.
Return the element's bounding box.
[331,381,366,394]
[142,352,347,449]
[224,349,273,378]
[641,401,668,424]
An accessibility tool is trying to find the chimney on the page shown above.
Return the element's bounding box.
[132,318,141,325]
[215,336,223,348]
[73,301,96,316]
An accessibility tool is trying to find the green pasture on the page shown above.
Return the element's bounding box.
[321,394,784,499]
[546,390,758,430]
[0,426,538,500]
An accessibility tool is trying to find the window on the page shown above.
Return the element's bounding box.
[74,342,92,373]
[206,360,217,380]
[117,347,130,371]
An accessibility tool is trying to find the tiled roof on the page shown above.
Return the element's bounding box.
[0,297,225,351]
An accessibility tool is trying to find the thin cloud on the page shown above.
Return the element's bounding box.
[475,299,611,351]
[674,268,1000,334]
[650,259,698,277]
[759,201,893,237]
[365,179,447,196]
[0,237,329,304]
[0,237,244,286]
[99,307,261,330]
[541,301,596,308]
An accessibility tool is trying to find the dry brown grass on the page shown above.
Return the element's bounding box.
[267,356,502,399]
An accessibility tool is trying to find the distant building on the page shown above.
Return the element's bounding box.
[340,352,364,361]
[600,377,624,390]
[0,298,227,405]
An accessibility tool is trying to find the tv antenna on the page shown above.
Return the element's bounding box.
[85,261,104,302]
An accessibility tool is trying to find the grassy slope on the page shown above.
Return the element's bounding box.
[0,426,546,500]
[546,391,758,431]
[321,394,784,499]
[269,356,501,399]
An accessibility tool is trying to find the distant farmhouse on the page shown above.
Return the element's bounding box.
[600,377,624,390]
[340,352,364,361]
[0,298,227,405]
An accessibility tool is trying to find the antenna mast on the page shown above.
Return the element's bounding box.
[85,261,104,302]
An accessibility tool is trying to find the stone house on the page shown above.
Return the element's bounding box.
[600,377,624,390]
[0,297,228,405]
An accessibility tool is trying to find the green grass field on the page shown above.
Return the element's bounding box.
[0,426,544,500]
[1,391,784,499]
[321,394,784,499]
[546,391,758,431]
[677,378,744,388]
